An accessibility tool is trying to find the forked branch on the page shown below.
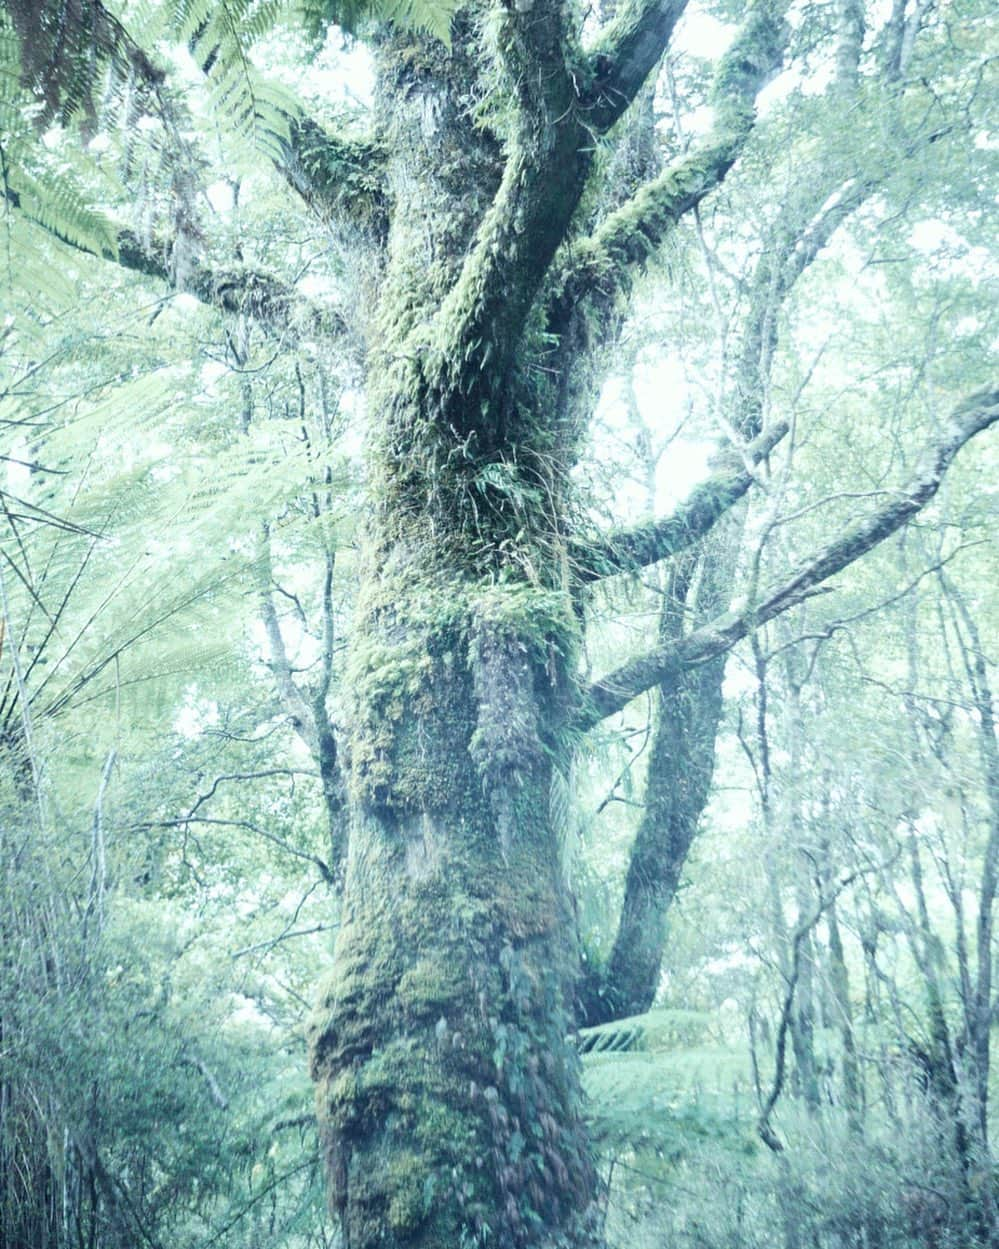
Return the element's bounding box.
[553,0,788,323]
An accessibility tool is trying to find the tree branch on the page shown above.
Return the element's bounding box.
[553,0,788,322]
[578,386,999,728]
[584,0,689,133]
[571,419,787,582]
[277,116,387,239]
[256,526,319,753]
[137,816,335,885]
[116,228,345,339]
[4,0,355,337]
[5,187,346,339]
[180,1053,229,1110]
[425,0,590,429]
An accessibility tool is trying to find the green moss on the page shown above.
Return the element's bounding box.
[396,957,465,1014]
[386,1151,429,1232]
[469,582,574,659]
[343,561,577,809]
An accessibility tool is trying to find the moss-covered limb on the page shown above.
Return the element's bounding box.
[549,0,788,331]
[277,116,388,239]
[570,419,788,583]
[420,0,594,431]
[186,256,349,340]
[5,188,348,339]
[577,386,999,729]
[583,0,688,133]
[359,21,503,359]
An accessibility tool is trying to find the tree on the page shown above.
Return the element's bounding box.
[2,0,996,1245]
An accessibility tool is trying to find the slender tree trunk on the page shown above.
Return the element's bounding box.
[783,674,821,1115]
[582,522,734,1025]
[825,885,861,1129]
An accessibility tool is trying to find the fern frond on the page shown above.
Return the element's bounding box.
[579,1007,714,1054]
[284,0,457,50]
[10,164,119,258]
[0,14,118,273]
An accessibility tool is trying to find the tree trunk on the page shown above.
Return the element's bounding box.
[309,551,599,1247]
[582,529,732,1025]
[306,27,600,1224]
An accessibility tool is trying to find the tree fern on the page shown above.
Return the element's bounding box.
[0,0,460,295]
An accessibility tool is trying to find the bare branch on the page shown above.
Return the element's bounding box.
[572,419,788,582]
[137,816,335,885]
[181,1053,229,1110]
[578,386,999,728]
[231,924,338,960]
[257,525,319,752]
[187,769,318,819]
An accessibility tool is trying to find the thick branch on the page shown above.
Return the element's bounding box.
[578,386,999,728]
[553,0,787,322]
[585,0,689,133]
[277,116,388,239]
[6,188,346,339]
[5,0,354,336]
[571,419,787,582]
[426,0,587,424]
[117,229,345,338]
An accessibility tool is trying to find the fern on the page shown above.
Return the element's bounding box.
[147,0,299,159]
[580,1008,754,1154]
[0,14,118,278]
[0,0,459,282]
[294,0,456,47]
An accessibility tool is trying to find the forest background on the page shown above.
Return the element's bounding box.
[0,0,996,1245]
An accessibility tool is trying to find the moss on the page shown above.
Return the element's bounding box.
[293,120,388,232]
[396,956,466,1015]
[343,559,579,810]
[385,1151,430,1232]
[469,582,577,657]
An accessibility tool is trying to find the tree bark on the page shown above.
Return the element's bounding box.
[581,525,734,1025]
[308,547,599,1246]
[305,20,609,1243]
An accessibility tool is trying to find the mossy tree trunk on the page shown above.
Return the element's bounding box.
[5,0,999,1244]
[283,4,996,1245]
[306,20,600,1246]
[303,2,797,1237]
[308,573,598,1246]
